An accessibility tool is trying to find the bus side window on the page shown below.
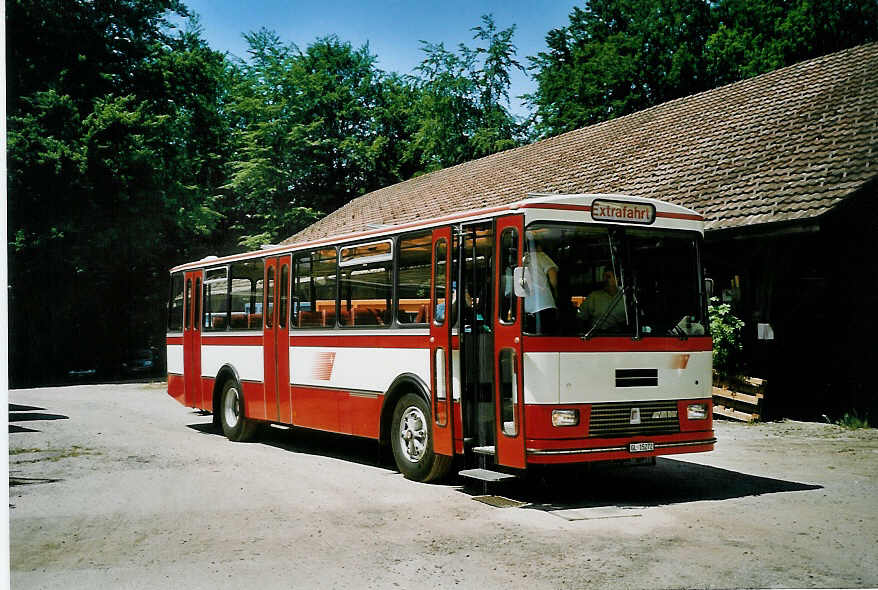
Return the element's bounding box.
[293,249,336,329]
[184,278,191,330]
[279,264,289,328]
[339,241,392,328]
[168,272,185,332]
[433,239,447,325]
[292,253,310,328]
[397,231,431,325]
[265,266,275,328]
[193,277,201,330]
[203,267,229,331]
[499,227,518,324]
[229,259,264,331]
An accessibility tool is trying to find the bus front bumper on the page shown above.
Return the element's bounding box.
[525,431,716,464]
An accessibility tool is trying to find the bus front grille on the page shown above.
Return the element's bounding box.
[588,400,680,438]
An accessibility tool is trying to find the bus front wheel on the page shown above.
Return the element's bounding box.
[220,379,258,442]
[390,393,451,482]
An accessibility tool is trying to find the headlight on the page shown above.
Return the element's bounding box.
[687,403,708,420]
[552,409,579,427]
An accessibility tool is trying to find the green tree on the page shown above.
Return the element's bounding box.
[410,14,526,171]
[528,0,715,136]
[528,0,878,138]
[225,32,415,247]
[7,1,229,385]
[706,0,878,84]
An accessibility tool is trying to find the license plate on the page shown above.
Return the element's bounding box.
[629,442,654,453]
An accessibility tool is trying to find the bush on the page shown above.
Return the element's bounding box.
[835,410,871,429]
[708,297,745,378]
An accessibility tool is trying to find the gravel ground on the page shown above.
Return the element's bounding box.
[9,382,878,589]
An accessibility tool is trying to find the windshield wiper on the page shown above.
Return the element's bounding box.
[669,323,689,340]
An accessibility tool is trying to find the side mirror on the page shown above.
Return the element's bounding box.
[704,278,714,298]
[513,266,531,297]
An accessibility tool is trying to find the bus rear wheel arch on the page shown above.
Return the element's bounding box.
[390,393,451,482]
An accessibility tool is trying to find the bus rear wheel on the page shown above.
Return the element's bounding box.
[390,393,452,482]
[220,379,258,442]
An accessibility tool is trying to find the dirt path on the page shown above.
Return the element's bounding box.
[9,383,878,589]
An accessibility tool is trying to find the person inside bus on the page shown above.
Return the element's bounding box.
[434,282,476,324]
[578,268,627,331]
[523,240,558,334]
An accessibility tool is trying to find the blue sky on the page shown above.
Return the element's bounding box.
[171,0,581,117]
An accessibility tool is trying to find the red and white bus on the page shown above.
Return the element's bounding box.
[167,193,715,482]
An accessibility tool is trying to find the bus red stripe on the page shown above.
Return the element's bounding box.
[657,211,704,220]
[520,203,592,212]
[519,203,703,221]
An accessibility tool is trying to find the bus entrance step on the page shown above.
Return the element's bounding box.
[472,445,496,456]
[458,468,517,483]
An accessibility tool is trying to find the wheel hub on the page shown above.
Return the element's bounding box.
[398,406,428,463]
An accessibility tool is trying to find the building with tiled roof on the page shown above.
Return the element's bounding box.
[285,43,877,245]
[285,43,877,420]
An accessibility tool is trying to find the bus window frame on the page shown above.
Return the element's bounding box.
[395,230,433,329]
[202,265,231,332]
[168,272,185,334]
[291,247,338,330]
[337,238,393,329]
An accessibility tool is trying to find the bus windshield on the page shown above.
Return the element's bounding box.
[523,223,706,337]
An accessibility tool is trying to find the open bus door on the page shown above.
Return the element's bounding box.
[430,227,454,456]
[183,270,203,409]
[493,215,526,469]
[263,256,291,423]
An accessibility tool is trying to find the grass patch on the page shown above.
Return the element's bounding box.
[9,447,44,456]
[9,445,99,463]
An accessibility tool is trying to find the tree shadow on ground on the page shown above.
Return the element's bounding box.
[9,403,69,433]
[9,404,45,412]
[9,412,69,422]
[475,458,822,511]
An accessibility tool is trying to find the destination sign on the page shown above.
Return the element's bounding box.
[591,199,656,224]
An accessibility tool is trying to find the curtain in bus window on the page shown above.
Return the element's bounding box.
[397,232,431,325]
[339,241,392,327]
[229,260,264,331]
[168,273,185,332]
[203,267,229,331]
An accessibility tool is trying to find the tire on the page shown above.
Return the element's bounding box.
[219,378,258,442]
[390,393,452,482]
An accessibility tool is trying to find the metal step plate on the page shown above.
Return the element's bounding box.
[458,468,516,482]
[471,445,496,456]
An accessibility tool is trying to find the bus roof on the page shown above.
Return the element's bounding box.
[170,193,703,273]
